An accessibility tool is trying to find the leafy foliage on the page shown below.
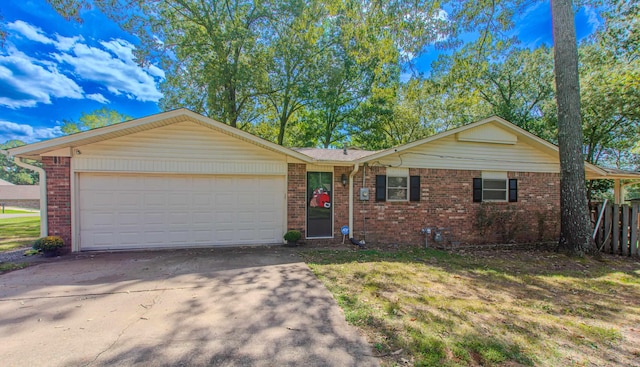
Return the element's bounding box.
[0,140,40,185]
[60,107,131,134]
[283,230,301,241]
[32,236,64,252]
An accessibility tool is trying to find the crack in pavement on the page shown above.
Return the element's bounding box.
[0,285,222,302]
[81,291,162,367]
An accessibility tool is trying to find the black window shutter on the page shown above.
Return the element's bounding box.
[375,175,386,201]
[473,178,482,202]
[410,175,420,201]
[508,179,518,202]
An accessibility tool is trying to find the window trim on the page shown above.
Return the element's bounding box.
[386,174,409,201]
[473,172,517,203]
[385,168,409,202]
[482,178,508,202]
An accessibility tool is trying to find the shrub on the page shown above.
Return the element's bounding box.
[33,236,64,252]
[284,230,302,242]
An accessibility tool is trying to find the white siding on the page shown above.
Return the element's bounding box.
[456,124,518,144]
[73,121,287,174]
[378,132,559,172]
[306,164,334,172]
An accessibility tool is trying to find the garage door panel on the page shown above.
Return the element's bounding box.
[79,173,284,250]
[117,212,140,226]
[139,231,164,244]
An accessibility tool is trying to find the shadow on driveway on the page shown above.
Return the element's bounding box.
[0,247,379,367]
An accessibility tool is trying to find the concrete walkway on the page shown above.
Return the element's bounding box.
[0,247,379,366]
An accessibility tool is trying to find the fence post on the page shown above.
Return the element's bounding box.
[595,202,604,247]
[631,203,639,257]
[612,204,620,255]
[622,204,629,256]
[604,203,612,253]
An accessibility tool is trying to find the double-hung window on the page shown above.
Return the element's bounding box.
[387,172,408,201]
[473,172,517,202]
[376,168,421,202]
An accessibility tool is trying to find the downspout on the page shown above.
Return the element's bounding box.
[348,163,360,239]
[13,156,47,237]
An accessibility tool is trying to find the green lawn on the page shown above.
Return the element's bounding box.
[300,248,640,367]
[0,209,37,214]
[0,217,40,252]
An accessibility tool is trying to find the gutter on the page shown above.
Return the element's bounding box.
[348,163,360,238]
[12,156,48,237]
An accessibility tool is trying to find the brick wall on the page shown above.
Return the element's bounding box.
[287,163,306,235]
[332,166,351,238]
[43,157,72,253]
[287,164,561,247]
[351,167,560,246]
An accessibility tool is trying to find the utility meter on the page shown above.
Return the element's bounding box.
[359,188,370,201]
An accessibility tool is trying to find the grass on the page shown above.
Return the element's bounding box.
[300,247,640,367]
[0,262,29,272]
[0,208,36,214]
[0,216,40,252]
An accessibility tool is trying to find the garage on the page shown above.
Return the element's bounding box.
[7,110,315,252]
[78,172,285,250]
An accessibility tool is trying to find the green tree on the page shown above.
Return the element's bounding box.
[425,42,557,141]
[152,0,274,127]
[579,1,640,168]
[261,0,328,145]
[61,107,131,134]
[0,140,40,185]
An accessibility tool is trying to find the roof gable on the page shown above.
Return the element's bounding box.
[76,121,286,163]
[7,109,313,163]
[358,116,606,176]
[456,124,518,144]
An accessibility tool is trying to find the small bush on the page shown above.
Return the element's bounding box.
[33,236,64,252]
[284,230,302,242]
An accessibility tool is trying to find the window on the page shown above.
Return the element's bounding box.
[473,172,517,203]
[483,179,507,201]
[375,169,420,202]
[387,176,408,201]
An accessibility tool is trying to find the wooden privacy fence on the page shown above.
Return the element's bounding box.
[591,202,639,257]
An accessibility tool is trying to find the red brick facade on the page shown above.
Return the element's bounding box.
[289,164,561,247]
[43,157,72,253]
[287,163,306,234]
[40,158,561,252]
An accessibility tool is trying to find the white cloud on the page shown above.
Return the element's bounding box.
[0,20,164,108]
[54,34,84,51]
[584,7,600,30]
[53,39,164,102]
[86,93,110,104]
[6,20,54,45]
[6,20,82,51]
[0,120,63,143]
[0,47,85,108]
[146,64,166,79]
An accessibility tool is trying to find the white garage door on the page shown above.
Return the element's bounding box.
[78,173,285,250]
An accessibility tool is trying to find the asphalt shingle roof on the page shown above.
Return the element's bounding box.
[293,148,379,162]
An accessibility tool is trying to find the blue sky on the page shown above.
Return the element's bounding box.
[0,1,600,143]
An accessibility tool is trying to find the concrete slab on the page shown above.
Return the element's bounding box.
[0,247,379,366]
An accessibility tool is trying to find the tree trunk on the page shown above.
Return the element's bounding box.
[551,0,596,256]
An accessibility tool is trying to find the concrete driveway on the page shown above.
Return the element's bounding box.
[0,247,379,366]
